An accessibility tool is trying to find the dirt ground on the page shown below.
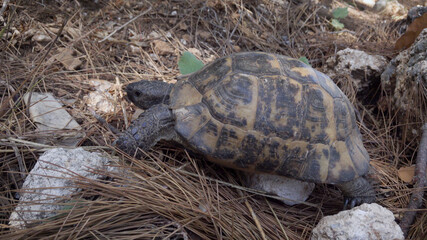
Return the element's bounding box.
[0,0,426,239]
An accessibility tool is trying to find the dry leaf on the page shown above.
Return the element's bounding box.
[65,27,81,40]
[182,34,191,43]
[153,40,174,55]
[398,165,427,183]
[187,48,202,58]
[53,48,82,70]
[178,22,188,30]
[398,165,415,183]
[232,45,241,52]
[395,13,427,50]
[197,30,211,39]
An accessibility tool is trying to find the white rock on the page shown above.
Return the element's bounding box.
[84,80,120,114]
[247,173,315,205]
[85,91,117,114]
[311,203,404,240]
[9,148,116,228]
[32,33,52,42]
[355,0,375,8]
[325,48,387,93]
[377,0,406,18]
[24,92,84,146]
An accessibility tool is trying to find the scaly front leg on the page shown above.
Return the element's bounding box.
[115,104,176,156]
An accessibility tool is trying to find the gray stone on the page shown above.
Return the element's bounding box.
[407,6,427,24]
[246,173,315,206]
[325,48,387,94]
[381,29,427,109]
[380,29,426,139]
[311,203,404,240]
[9,148,116,228]
[370,0,407,18]
[24,92,84,147]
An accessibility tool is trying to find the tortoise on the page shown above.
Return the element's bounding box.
[116,52,375,208]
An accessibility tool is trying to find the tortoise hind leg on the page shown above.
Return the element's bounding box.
[337,177,376,209]
[115,104,177,156]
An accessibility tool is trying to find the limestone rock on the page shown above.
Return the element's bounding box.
[380,29,427,139]
[325,48,387,94]
[9,148,116,228]
[376,0,406,19]
[381,29,427,110]
[311,203,404,240]
[246,173,315,206]
[24,92,84,147]
[407,6,427,24]
[84,79,121,114]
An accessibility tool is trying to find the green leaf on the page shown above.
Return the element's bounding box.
[298,56,311,66]
[331,19,345,30]
[332,7,348,19]
[178,51,205,75]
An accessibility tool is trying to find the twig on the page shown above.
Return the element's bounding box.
[399,123,427,237]
[177,168,318,208]
[98,6,152,43]
[265,198,290,240]
[0,0,9,16]
[244,194,267,240]
[0,15,69,118]
[88,108,120,135]
[236,188,267,240]
[8,136,26,179]
[2,137,110,151]
[25,16,69,117]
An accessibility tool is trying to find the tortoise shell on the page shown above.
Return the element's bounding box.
[169,52,370,184]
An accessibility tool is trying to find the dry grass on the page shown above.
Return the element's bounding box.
[0,0,426,239]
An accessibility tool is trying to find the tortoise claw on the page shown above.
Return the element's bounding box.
[343,197,359,210]
[343,196,374,210]
[350,198,357,209]
[343,198,349,209]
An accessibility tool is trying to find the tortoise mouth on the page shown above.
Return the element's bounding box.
[124,93,131,103]
[124,84,133,102]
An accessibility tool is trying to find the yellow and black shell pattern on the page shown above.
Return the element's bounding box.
[169,52,370,184]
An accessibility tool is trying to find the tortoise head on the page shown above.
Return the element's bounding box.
[125,80,173,109]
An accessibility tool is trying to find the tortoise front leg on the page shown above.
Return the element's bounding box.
[337,177,376,209]
[115,104,177,156]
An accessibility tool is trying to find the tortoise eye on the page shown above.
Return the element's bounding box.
[134,90,141,97]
